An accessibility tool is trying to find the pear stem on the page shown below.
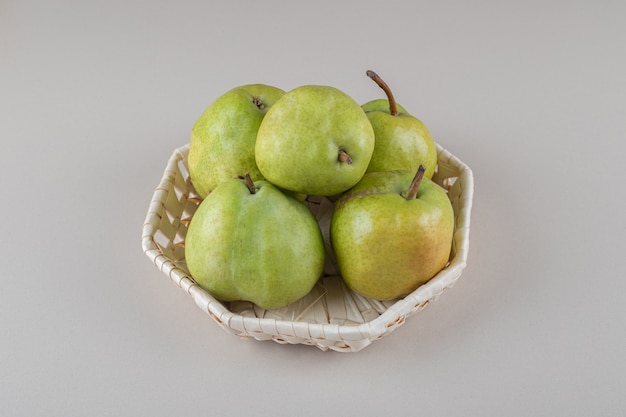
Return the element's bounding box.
[366,70,398,116]
[243,173,256,194]
[405,165,426,200]
[338,149,353,165]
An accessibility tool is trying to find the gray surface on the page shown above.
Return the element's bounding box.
[2,1,625,415]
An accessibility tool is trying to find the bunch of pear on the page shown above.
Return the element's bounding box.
[184,71,454,310]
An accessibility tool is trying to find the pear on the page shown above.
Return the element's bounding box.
[330,166,454,300]
[363,70,438,179]
[188,84,285,198]
[255,85,375,196]
[185,174,325,310]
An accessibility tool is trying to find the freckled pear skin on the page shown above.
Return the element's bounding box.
[330,169,454,300]
[254,85,375,196]
[185,177,325,310]
[363,103,438,178]
[188,84,285,198]
[362,71,438,179]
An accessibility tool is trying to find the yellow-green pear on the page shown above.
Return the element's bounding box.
[330,166,454,300]
[363,70,438,179]
[255,85,375,196]
[185,175,325,310]
[188,84,285,198]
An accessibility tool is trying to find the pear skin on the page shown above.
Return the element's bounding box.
[331,168,454,300]
[363,71,438,178]
[185,176,325,310]
[255,85,375,196]
[188,84,285,198]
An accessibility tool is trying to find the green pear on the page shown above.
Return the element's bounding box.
[330,166,454,300]
[188,84,285,198]
[255,85,375,196]
[185,174,325,310]
[363,70,438,179]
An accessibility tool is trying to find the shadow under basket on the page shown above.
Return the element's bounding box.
[142,143,474,352]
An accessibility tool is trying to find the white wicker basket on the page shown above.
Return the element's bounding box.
[142,143,473,352]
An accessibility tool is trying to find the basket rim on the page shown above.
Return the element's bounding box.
[142,142,474,350]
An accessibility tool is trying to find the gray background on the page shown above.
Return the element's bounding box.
[2,1,625,415]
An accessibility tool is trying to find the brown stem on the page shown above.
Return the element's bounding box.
[243,173,256,194]
[338,149,353,165]
[366,70,398,116]
[405,165,426,200]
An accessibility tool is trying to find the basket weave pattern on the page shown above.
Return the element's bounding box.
[142,144,473,352]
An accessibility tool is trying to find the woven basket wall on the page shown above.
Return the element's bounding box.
[142,143,473,352]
